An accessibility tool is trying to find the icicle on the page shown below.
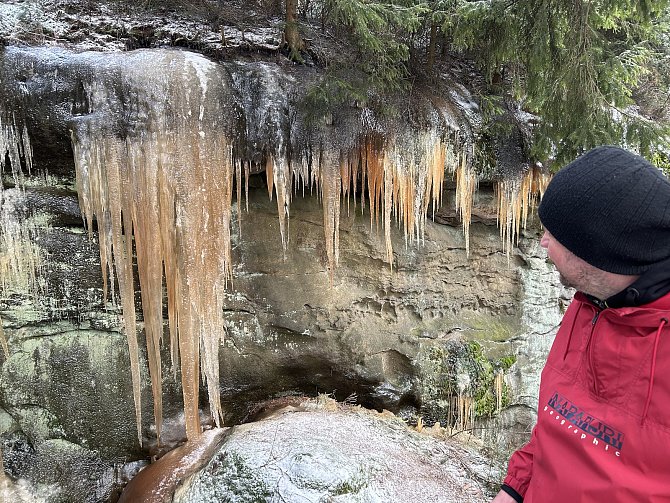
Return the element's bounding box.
[340,152,350,217]
[264,152,291,251]
[494,370,504,413]
[236,159,242,238]
[430,137,446,222]
[530,166,551,208]
[383,152,394,269]
[457,395,474,432]
[321,149,341,283]
[0,315,8,359]
[310,147,321,198]
[360,145,367,214]
[497,174,515,257]
[21,125,33,176]
[128,136,166,444]
[159,155,181,380]
[274,153,291,251]
[397,132,448,249]
[72,132,144,445]
[266,155,274,200]
[365,137,384,232]
[291,150,311,199]
[0,113,33,188]
[449,393,476,433]
[352,149,359,213]
[496,166,550,258]
[454,146,477,257]
[244,161,250,212]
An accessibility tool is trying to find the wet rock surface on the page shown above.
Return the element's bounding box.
[219,186,525,424]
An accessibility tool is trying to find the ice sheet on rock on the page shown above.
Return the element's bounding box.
[228,61,295,161]
[449,83,481,131]
[229,62,299,247]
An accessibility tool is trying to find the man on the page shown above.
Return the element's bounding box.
[492,145,670,502]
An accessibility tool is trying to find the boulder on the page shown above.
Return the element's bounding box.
[170,398,497,503]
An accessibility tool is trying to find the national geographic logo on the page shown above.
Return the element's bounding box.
[546,392,624,455]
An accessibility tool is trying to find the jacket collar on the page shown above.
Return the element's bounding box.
[605,256,670,308]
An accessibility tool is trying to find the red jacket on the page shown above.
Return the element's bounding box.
[504,291,670,502]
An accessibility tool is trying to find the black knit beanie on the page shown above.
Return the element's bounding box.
[538,145,670,275]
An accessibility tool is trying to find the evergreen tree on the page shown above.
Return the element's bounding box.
[443,0,670,166]
[289,0,669,166]
[413,1,457,75]
[304,0,426,119]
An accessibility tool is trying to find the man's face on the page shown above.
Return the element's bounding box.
[539,230,639,300]
[540,230,590,290]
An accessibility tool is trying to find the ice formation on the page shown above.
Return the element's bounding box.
[0,113,33,187]
[0,315,7,358]
[1,46,550,447]
[455,145,477,256]
[313,130,452,276]
[71,50,235,443]
[0,115,42,300]
[260,129,455,277]
[497,166,551,258]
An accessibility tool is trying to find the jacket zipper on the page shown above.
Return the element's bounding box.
[588,309,602,395]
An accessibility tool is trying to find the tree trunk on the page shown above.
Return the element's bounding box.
[285,0,304,61]
[427,21,438,76]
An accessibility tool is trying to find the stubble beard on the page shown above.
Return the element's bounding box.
[558,272,577,290]
[558,266,631,301]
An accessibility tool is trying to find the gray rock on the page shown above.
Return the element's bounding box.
[173,399,498,503]
[1,322,143,456]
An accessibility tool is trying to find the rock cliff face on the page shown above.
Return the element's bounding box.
[0,1,563,501]
[0,172,561,502]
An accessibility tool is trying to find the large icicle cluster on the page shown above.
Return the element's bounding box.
[71,50,235,444]
[259,130,465,278]
[326,131,451,274]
